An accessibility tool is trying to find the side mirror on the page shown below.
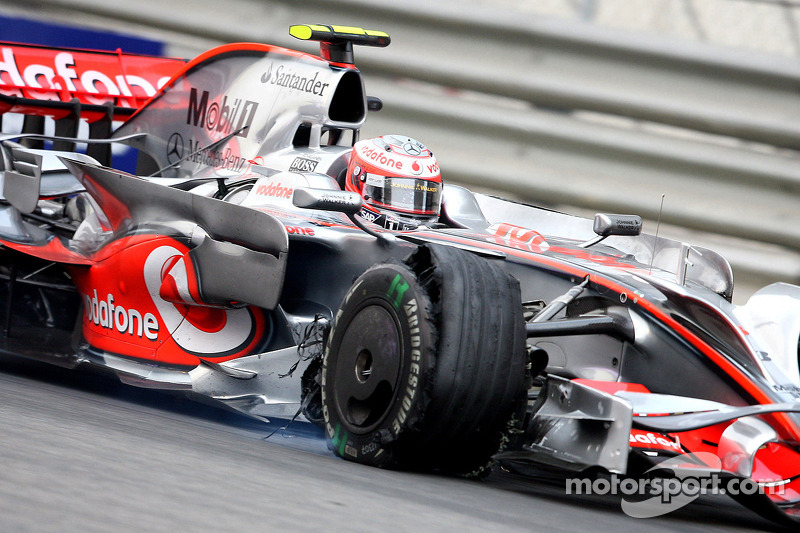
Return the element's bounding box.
[580,213,642,248]
[292,187,395,245]
[593,214,642,237]
[292,187,362,214]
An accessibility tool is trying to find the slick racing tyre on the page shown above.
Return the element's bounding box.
[321,244,527,475]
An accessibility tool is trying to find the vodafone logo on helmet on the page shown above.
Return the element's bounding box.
[354,135,440,180]
[359,144,404,171]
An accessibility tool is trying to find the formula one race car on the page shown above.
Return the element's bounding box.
[0,25,799,526]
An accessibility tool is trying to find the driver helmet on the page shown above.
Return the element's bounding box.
[345,135,442,230]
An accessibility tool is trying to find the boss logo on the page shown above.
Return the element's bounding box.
[289,157,319,173]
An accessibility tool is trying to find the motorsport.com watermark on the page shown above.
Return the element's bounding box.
[566,453,786,519]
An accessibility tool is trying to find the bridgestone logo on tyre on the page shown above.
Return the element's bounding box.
[392,298,420,435]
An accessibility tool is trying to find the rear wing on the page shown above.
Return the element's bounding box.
[0,41,186,162]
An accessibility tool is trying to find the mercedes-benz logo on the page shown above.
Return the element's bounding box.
[403,141,422,156]
[167,133,184,164]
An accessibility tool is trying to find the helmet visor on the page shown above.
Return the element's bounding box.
[362,174,442,216]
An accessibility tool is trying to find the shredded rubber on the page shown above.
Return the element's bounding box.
[280,314,329,378]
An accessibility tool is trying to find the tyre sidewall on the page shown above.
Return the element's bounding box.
[322,262,434,466]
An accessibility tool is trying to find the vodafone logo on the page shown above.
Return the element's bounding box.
[0,46,176,106]
[82,289,159,341]
[628,430,682,451]
[490,223,547,247]
[256,182,293,199]
[360,145,404,171]
[143,246,257,356]
[354,136,440,179]
[285,225,315,236]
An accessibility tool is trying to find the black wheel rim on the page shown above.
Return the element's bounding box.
[333,302,403,434]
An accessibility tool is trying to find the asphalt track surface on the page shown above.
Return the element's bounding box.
[0,354,791,533]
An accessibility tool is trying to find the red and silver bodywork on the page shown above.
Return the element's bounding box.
[0,27,798,526]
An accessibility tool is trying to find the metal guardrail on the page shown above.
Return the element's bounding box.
[4,0,800,298]
[33,0,800,148]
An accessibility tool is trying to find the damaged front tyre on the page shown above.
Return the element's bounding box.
[321,244,527,475]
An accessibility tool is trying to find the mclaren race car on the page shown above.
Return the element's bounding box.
[0,25,799,526]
